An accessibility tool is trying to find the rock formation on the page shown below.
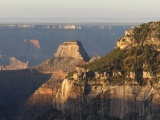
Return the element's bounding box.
[116,21,160,50]
[15,40,89,120]
[55,75,159,120]
[0,57,28,70]
[89,55,101,63]
[53,21,160,120]
[2,21,160,120]
[54,40,90,62]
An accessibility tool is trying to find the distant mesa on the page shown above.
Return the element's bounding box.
[54,40,90,62]
[0,57,28,70]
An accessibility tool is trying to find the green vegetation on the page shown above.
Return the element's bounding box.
[82,48,126,73]
[133,22,160,42]
[64,21,160,85]
[80,43,160,84]
[134,23,150,42]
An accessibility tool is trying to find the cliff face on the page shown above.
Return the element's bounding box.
[16,40,88,120]
[53,21,160,120]
[55,68,160,120]
[54,40,90,62]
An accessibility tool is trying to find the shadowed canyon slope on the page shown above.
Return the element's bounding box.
[0,69,52,120]
[0,40,89,120]
[15,40,88,120]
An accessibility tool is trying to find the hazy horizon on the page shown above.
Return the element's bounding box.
[0,0,160,24]
[0,17,159,24]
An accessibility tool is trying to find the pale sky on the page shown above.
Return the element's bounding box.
[0,0,160,22]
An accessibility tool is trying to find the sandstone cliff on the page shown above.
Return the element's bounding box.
[53,21,160,120]
[54,40,90,62]
[55,68,160,120]
[15,40,89,120]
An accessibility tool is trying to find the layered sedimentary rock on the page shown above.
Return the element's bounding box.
[16,40,89,120]
[53,21,160,120]
[54,40,90,62]
[55,68,160,120]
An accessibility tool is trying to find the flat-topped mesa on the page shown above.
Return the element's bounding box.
[116,21,160,50]
[54,40,90,62]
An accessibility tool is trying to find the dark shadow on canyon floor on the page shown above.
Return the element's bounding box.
[0,69,52,120]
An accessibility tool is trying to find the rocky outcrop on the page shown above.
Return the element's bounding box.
[54,40,90,62]
[53,21,160,120]
[16,40,88,120]
[89,55,101,63]
[117,21,160,50]
[0,57,28,70]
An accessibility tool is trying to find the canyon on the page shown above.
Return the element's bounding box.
[53,21,160,120]
[0,24,131,66]
[0,40,89,120]
[1,21,160,120]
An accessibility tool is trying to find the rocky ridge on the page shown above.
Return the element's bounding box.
[53,21,160,120]
[88,55,101,63]
[16,40,89,120]
[117,21,160,50]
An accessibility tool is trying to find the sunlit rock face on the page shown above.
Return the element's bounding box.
[16,40,88,120]
[54,40,90,62]
[52,22,160,120]
[55,75,160,120]
[117,21,160,50]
